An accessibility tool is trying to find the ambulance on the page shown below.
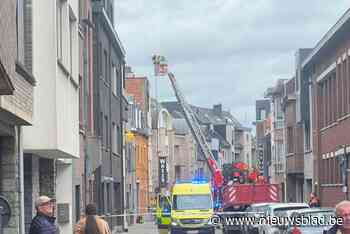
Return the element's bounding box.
[170,179,215,234]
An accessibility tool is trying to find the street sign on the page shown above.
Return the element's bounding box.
[159,157,168,188]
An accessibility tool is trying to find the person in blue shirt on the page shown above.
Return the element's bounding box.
[29,196,59,234]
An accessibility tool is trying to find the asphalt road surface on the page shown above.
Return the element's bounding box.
[121,222,222,234]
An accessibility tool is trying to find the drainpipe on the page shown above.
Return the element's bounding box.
[18,126,24,234]
[345,146,349,200]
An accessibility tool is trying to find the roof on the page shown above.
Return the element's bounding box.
[191,105,242,126]
[161,101,243,147]
[302,8,350,68]
[161,102,184,119]
[203,127,231,148]
[172,118,189,135]
[161,101,242,127]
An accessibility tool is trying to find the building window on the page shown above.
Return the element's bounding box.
[56,0,63,59]
[75,185,81,222]
[257,109,266,121]
[127,144,132,173]
[120,64,124,93]
[114,182,121,212]
[69,9,76,74]
[287,127,294,154]
[79,76,83,126]
[175,165,181,180]
[305,124,311,151]
[104,50,108,81]
[101,183,105,213]
[79,0,84,20]
[106,183,111,213]
[112,123,116,154]
[319,72,336,128]
[104,115,108,147]
[342,57,348,115]
[111,65,117,96]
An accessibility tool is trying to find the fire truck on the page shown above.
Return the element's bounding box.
[167,72,280,234]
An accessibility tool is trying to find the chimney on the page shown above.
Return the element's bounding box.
[213,104,222,115]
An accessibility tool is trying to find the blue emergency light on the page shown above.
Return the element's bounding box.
[175,177,208,184]
[191,175,208,184]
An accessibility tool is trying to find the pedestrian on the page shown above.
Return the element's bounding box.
[29,195,59,234]
[291,225,302,234]
[309,192,320,207]
[74,203,111,234]
[325,200,350,234]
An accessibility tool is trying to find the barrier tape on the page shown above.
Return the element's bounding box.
[100,211,265,218]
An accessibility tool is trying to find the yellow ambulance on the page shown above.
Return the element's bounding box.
[170,179,215,234]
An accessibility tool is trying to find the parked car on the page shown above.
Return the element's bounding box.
[279,208,335,234]
[258,203,310,234]
[244,202,278,234]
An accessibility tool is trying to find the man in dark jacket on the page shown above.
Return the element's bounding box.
[324,200,350,234]
[29,196,59,234]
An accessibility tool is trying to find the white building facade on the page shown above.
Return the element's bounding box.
[23,0,79,233]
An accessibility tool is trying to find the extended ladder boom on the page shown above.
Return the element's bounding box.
[168,73,223,187]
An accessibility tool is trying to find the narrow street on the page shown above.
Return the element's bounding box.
[121,222,221,234]
[2,1,350,233]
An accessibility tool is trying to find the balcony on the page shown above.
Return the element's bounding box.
[286,153,304,174]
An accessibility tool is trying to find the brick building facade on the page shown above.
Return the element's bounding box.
[302,9,350,206]
[125,72,151,222]
[0,0,35,233]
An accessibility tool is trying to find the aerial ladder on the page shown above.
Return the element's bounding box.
[167,73,279,214]
[167,73,224,189]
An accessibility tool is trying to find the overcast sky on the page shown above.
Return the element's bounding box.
[114,1,349,128]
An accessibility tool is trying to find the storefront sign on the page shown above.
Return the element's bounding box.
[159,157,168,188]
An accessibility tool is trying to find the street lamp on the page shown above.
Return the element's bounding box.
[125,130,135,142]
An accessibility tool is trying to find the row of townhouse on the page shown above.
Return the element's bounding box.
[124,67,152,225]
[255,8,350,206]
[150,101,255,197]
[0,0,129,233]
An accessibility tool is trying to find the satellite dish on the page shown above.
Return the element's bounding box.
[0,196,11,227]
